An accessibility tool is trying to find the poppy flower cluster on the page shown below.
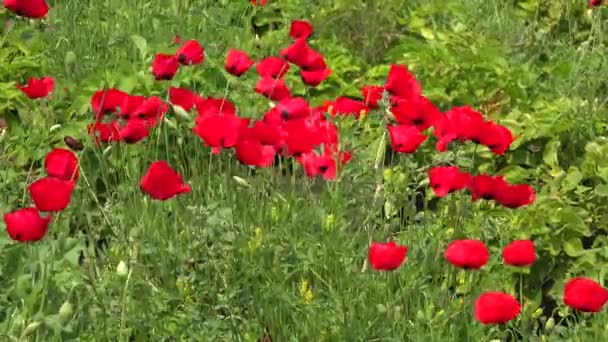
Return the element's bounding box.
[87,88,168,145]
[3,148,79,242]
[17,77,54,99]
[427,166,536,209]
[151,39,204,80]
[3,0,49,19]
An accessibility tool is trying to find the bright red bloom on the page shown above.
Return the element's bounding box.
[445,239,490,269]
[475,120,515,155]
[118,119,149,144]
[327,97,369,119]
[28,177,75,212]
[590,0,604,8]
[3,0,49,19]
[45,148,79,182]
[427,166,470,197]
[494,182,535,208]
[91,88,128,117]
[474,292,521,324]
[251,120,286,150]
[283,119,322,156]
[297,153,336,180]
[152,53,179,80]
[256,57,290,79]
[362,85,384,109]
[564,278,608,313]
[502,240,536,267]
[300,68,331,87]
[275,97,310,121]
[391,96,441,131]
[433,106,485,151]
[119,95,146,118]
[280,38,312,68]
[176,40,205,65]
[251,0,268,5]
[192,114,249,154]
[195,97,236,117]
[17,77,54,99]
[467,174,504,201]
[3,207,50,242]
[368,241,408,271]
[169,87,197,112]
[129,96,168,126]
[255,77,291,101]
[88,121,120,144]
[387,125,427,154]
[384,64,422,100]
[225,49,255,77]
[289,20,313,40]
[235,139,275,167]
[140,161,191,201]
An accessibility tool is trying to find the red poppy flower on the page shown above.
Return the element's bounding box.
[176,40,205,65]
[564,278,608,313]
[494,182,535,208]
[129,96,168,126]
[327,97,369,119]
[255,76,291,101]
[195,97,236,117]
[445,239,490,269]
[251,120,286,150]
[502,240,536,267]
[91,88,128,117]
[283,119,322,156]
[427,166,470,197]
[225,49,255,77]
[589,0,604,8]
[3,207,51,242]
[275,97,310,121]
[192,114,249,154]
[169,87,197,112]
[235,139,275,167]
[300,68,331,87]
[152,53,179,80]
[289,20,313,40]
[387,125,427,154]
[368,241,408,271]
[28,177,75,212]
[45,148,79,182]
[88,121,120,144]
[280,38,311,68]
[256,57,290,79]
[251,0,268,5]
[119,95,146,118]
[467,174,504,201]
[301,48,327,72]
[3,0,49,19]
[474,292,521,324]
[362,85,384,109]
[297,153,337,180]
[384,64,422,100]
[432,105,485,151]
[118,119,149,144]
[474,121,515,155]
[140,161,191,200]
[17,77,54,99]
[391,96,441,131]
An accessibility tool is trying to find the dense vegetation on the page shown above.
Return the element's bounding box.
[1,0,607,340]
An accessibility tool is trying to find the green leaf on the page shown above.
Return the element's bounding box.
[564,238,583,257]
[543,139,560,168]
[130,35,148,60]
[562,167,582,191]
[595,184,608,197]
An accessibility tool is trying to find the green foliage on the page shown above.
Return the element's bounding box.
[0,0,608,341]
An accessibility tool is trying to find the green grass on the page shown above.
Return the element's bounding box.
[1,0,608,340]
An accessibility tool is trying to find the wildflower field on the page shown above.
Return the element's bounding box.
[1,0,608,341]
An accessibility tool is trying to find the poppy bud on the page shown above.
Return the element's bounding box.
[64,136,84,151]
[58,301,73,323]
[23,321,41,337]
[116,261,128,277]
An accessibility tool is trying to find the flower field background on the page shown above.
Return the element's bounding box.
[1,0,608,340]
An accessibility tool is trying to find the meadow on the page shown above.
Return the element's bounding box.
[1,0,608,341]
